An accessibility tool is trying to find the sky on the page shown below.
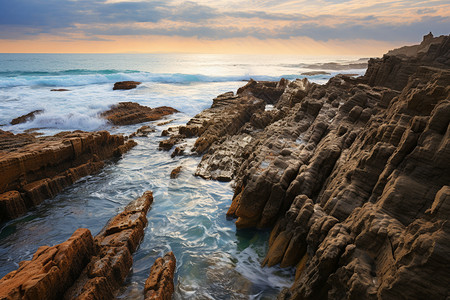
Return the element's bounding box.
[0,0,449,55]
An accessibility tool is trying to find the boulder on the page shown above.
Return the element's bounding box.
[113,81,141,90]
[101,102,179,126]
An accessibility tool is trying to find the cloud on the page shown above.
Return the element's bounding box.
[0,0,448,44]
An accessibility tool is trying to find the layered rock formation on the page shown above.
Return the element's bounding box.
[113,81,141,90]
[159,80,287,177]
[0,191,154,300]
[144,252,176,300]
[177,34,450,299]
[0,130,136,222]
[101,102,178,125]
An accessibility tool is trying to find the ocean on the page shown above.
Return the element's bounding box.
[0,53,367,299]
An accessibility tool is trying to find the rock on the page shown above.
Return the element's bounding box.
[113,81,141,90]
[130,125,156,137]
[144,252,176,300]
[50,89,70,92]
[237,78,287,104]
[171,146,185,158]
[101,102,179,126]
[64,191,154,299]
[161,91,265,156]
[0,228,96,300]
[0,191,154,300]
[0,129,36,151]
[10,110,43,125]
[0,130,136,222]
[177,35,450,299]
[170,166,182,179]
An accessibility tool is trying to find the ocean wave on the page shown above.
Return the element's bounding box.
[6,111,107,132]
[0,71,307,88]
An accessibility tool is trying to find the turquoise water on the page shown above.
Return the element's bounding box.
[0,54,366,298]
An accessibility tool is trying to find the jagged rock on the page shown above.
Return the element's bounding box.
[113,81,141,90]
[170,166,182,179]
[144,252,176,300]
[0,228,96,300]
[0,130,136,222]
[160,91,265,156]
[64,191,153,299]
[130,125,156,137]
[180,34,450,299]
[0,191,153,299]
[0,129,36,151]
[10,110,43,125]
[101,102,179,126]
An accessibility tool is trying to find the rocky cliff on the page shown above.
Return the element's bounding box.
[171,34,450,299]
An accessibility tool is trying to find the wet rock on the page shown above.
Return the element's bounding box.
[171,146,185,158]
[144,252,176,300]
[50,88,70,92]
[113,81,141,90]
[130,125,156,137]
[101,102,179,126]
[161,91,265,156]
[10,109,43,125]
[64,191,154,299]
[0,228,96,300]
[0,191,154,300]
[182,34,450,299]
[0,130,136,222]
[170,166,182,179]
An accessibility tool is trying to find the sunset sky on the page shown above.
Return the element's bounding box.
[0,0,449,55]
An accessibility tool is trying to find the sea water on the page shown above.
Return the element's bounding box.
[0,53,366,299]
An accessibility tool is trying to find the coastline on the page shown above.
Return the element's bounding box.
[0,34,449,299]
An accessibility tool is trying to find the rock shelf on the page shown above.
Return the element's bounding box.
[0,130,136,222]
[0,191,154,300]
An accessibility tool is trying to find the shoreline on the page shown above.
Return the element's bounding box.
[1,34,449,299]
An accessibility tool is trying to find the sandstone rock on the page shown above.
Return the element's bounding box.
[0,228,96,300]
[10,110,43,125]
[64,191,153,299]
[181,35,450,299]
[0,191,154,299]
[113,81,141,90]
[101,102,179,126]
[160,91,265,157]
[144,252,176,300]
[0,130,136,222]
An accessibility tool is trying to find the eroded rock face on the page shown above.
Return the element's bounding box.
[144,252,176,300]
[0,130,136,222]
[158,82,287,174]
[0,228,96,300]
[113,81,141,90]
[186,34,450,299]
[0,191,154,300]
[65,191,154,299]
[101,102,179,126]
